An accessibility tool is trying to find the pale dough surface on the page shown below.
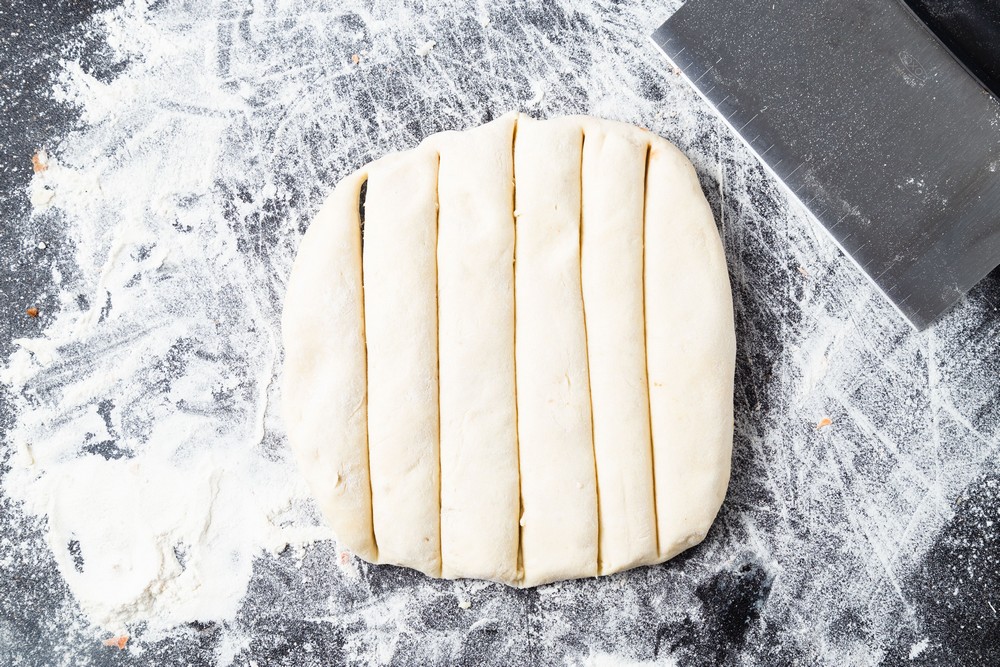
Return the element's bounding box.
[431,115,521,582]
[283,168,376,562]
[579,118,658,574]
[363,147,441,576]
[514,116,598,586]
[282,112,735,587]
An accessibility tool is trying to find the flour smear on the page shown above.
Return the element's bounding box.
[3,0,333,642]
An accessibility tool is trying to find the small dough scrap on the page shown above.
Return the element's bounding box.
[514,115,598,587]
[363,146,441,576]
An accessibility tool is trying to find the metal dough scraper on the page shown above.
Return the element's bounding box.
[652,0,1000,330]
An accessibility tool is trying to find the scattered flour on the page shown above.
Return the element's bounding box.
[909,638,930,659]
[526,81,546,107]
[574,651,672,667]
[9,150,332,636]
[3,0,332,642]
[415,40,437,56]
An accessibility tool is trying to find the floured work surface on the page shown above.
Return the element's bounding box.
[3,1,1000,664]
[282,113,736,587]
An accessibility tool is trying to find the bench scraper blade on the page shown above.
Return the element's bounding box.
[653,0,1000,330]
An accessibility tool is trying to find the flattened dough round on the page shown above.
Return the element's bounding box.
[282,113,735,587]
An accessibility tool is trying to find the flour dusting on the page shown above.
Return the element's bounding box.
[909,638,930,659]
[4,0,332,643]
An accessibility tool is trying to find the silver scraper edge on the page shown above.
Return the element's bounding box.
[653,0,1000,330]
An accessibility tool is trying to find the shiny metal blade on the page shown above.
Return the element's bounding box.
[653,0,1000,330]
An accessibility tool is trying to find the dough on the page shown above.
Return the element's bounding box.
[644,141,735,558]
[432,115,521,582]
[282,168,376,562]
[513,116,598,586]
[282,113,735,587]
[363,146,441,576]
[579,119,658,574]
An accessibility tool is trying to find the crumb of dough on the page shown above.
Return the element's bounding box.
[414,40,436,57]
[26,307,39,318]
[351,53,360,65]
[102,636,129,650]
[32,150,48,173]
[816,417,832,429]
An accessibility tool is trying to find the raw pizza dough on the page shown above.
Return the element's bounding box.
[282,113,735,587]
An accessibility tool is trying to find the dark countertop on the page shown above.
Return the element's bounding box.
[1,1,998,665]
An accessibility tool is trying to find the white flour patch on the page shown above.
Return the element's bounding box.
[415,39,437,56]
[909,637,930,659]
[4,0,332,643]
